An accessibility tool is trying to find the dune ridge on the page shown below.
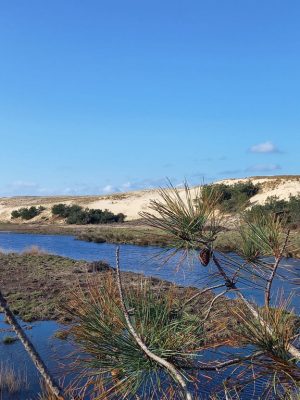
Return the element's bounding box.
[1,175,300,223]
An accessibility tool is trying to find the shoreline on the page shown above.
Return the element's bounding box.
[0,251,220,323]
[0,222,299,258]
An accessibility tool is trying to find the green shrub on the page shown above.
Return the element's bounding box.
[51,203,70,217]
[51,203,125,224]
[11,210,21,219]
[245,195,300,227]
[66,208,90,224]
[201,181,260,213]
[11,206,45,220]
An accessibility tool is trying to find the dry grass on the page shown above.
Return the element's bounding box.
[0,362,28,394]
[22,245,46,255]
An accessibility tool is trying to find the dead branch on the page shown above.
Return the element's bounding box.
[0,289,64,399]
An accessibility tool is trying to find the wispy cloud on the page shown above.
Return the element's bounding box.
[249,141,280,154]
[102,185,117,194]
[245,163,282,172]
[101,178,171,194]
[218,163,282,177]
[218,169,242,176]
[0,181,101,197]
[1,181,43,196]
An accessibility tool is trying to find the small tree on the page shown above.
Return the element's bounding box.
[6,183,299,399]
[65,183,300,399]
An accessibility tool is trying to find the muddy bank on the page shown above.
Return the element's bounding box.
[0,252,223,323]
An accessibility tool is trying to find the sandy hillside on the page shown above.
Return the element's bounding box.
[0,175,299,223]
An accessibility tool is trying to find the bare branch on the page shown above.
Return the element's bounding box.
[115,246,193,400]
[0,289,64,399]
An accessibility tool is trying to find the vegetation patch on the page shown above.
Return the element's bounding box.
[245,195,300,228]
[202,180,260,212]
[53,329,70,340]
[11,206,45,220]
[52,203,125,224]
[0,253,219,323]
[0,362,28,394]
[2,335,18,345]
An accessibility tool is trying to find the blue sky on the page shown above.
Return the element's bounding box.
[0,1,299,196]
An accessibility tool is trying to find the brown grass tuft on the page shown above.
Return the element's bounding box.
[0,362,28,394]
[22,245,46,255]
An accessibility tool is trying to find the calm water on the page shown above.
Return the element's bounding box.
[0,314,71,399]
[0,232,299,399]
[0,231,299,307]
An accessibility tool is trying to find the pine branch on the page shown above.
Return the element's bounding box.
[265,230,290,307]
[115,246,193,400]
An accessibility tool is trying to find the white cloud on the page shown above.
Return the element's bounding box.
[102,185,120,194]
[250,141,280,153]
[101,182,133,194]
[249,141,279,153]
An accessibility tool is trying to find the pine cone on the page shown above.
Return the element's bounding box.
[199,248,211,266]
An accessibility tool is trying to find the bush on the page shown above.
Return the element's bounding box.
[245,195,300,227]
[51,203,125,224]
[11,206,45,220]
[51,203,70,218]
[201,181,260,213]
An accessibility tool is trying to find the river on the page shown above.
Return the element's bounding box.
[0,232,299,399]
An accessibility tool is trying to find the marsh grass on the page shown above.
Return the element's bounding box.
[22,245,46,255]
[2,335,18,344]
[0,362,28,394]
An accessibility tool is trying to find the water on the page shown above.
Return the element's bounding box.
[0,232,299,399]
[0,232,299,308]
[0,314,71,399]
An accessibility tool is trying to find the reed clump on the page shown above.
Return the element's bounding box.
[0,362,28,394]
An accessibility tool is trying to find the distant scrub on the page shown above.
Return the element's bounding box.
[201,181,260,212]
[245,195,300,228]
[11,206,45,220]
[52,203,125,224]
[22,245,45,255]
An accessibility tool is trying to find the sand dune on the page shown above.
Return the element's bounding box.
[0,175,299,223]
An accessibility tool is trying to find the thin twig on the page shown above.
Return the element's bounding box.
[196,351,264,371]
[201,290,228,324]
[180,283,225,311]
[115,246,193,400]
